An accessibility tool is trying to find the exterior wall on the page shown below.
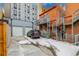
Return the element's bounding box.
[59,25,74,43]
[65,3,79,17]
[39,3,79,43]
[60,20,79,43]
[61,3,79,34]
[47,7,58,22]
[63,3,79,43]
[11,3,38,21]
[39,5,64,39]
[39,13,50,31]
[65,25,73,43]
[45,6,64,39]
[65,25,72,34]
[74,21,79,34]
[10,3,38,36]
[39,3,79,34]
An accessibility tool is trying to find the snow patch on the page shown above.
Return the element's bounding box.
[49,40,79,56]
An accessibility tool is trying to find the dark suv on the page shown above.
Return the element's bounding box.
[27,30,41,39]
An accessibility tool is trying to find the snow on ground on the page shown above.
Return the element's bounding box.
[8,37,79,56]
[8,37,53,56]
[48,39,79,56]
[18,37,79,56]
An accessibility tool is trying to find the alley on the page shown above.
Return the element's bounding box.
[0,3,79,56]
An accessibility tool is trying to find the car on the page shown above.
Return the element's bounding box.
[27,30,41,39]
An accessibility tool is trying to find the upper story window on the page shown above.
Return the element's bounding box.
[27,10,30,13]
[18,18,21,20]
[13,3,17,9]
[18,7,20,10]
[32,13,34,15]
[25,16,26,18]
[25,10,26,12]
[19,14,20,17]
[27,17,30,20]
[25,4,26,6]
[13,16,17,20]
[13,14,17,16]
[32,18,35,20]
[27,4,30,8]
[27,4,30,7]
[18,4,21,10]
[35,13,37,15]
[27,6,30,8]
[19,11,21,14]
[32,8,34,10]
[13,10,17,16]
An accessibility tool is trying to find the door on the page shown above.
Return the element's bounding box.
[13,27,23,36]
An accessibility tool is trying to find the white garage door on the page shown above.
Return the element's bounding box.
[25,28,32,35]
[13,27,23,36]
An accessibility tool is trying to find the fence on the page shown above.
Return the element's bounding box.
[65,34,75,43]
[74,34,79,44]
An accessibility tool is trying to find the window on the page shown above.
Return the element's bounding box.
[18,4,21,10]
[25,16,26,18]
[25,4,26,6]
[34,12,37,15]
[13,12,17,16]
[25,10,26,12]
[32,13,34,15]
[13,10,17,16]
[13,13,17,16]
[27,9,30,13]
[27,4,30,8]
[19,11,21,13]
[19,8,20,10]
[27,17,30,19]
[18,14,21,20]
[27,11,30,13]
[27,5,30,8]
[18,18,21,20]
[19,14,20,16]
[32,18,34,20]
[13,3,17,9]
[13,16,17,20]
[32,8,34,10]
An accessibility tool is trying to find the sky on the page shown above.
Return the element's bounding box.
[42,3,56,9]
[42,3,65,9]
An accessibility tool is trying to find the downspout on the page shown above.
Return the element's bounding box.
[10,18,13,37]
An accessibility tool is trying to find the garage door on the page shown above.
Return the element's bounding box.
[13,27,23,36]
[25,28,32,35]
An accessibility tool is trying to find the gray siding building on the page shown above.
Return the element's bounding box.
[10,3,38,36]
